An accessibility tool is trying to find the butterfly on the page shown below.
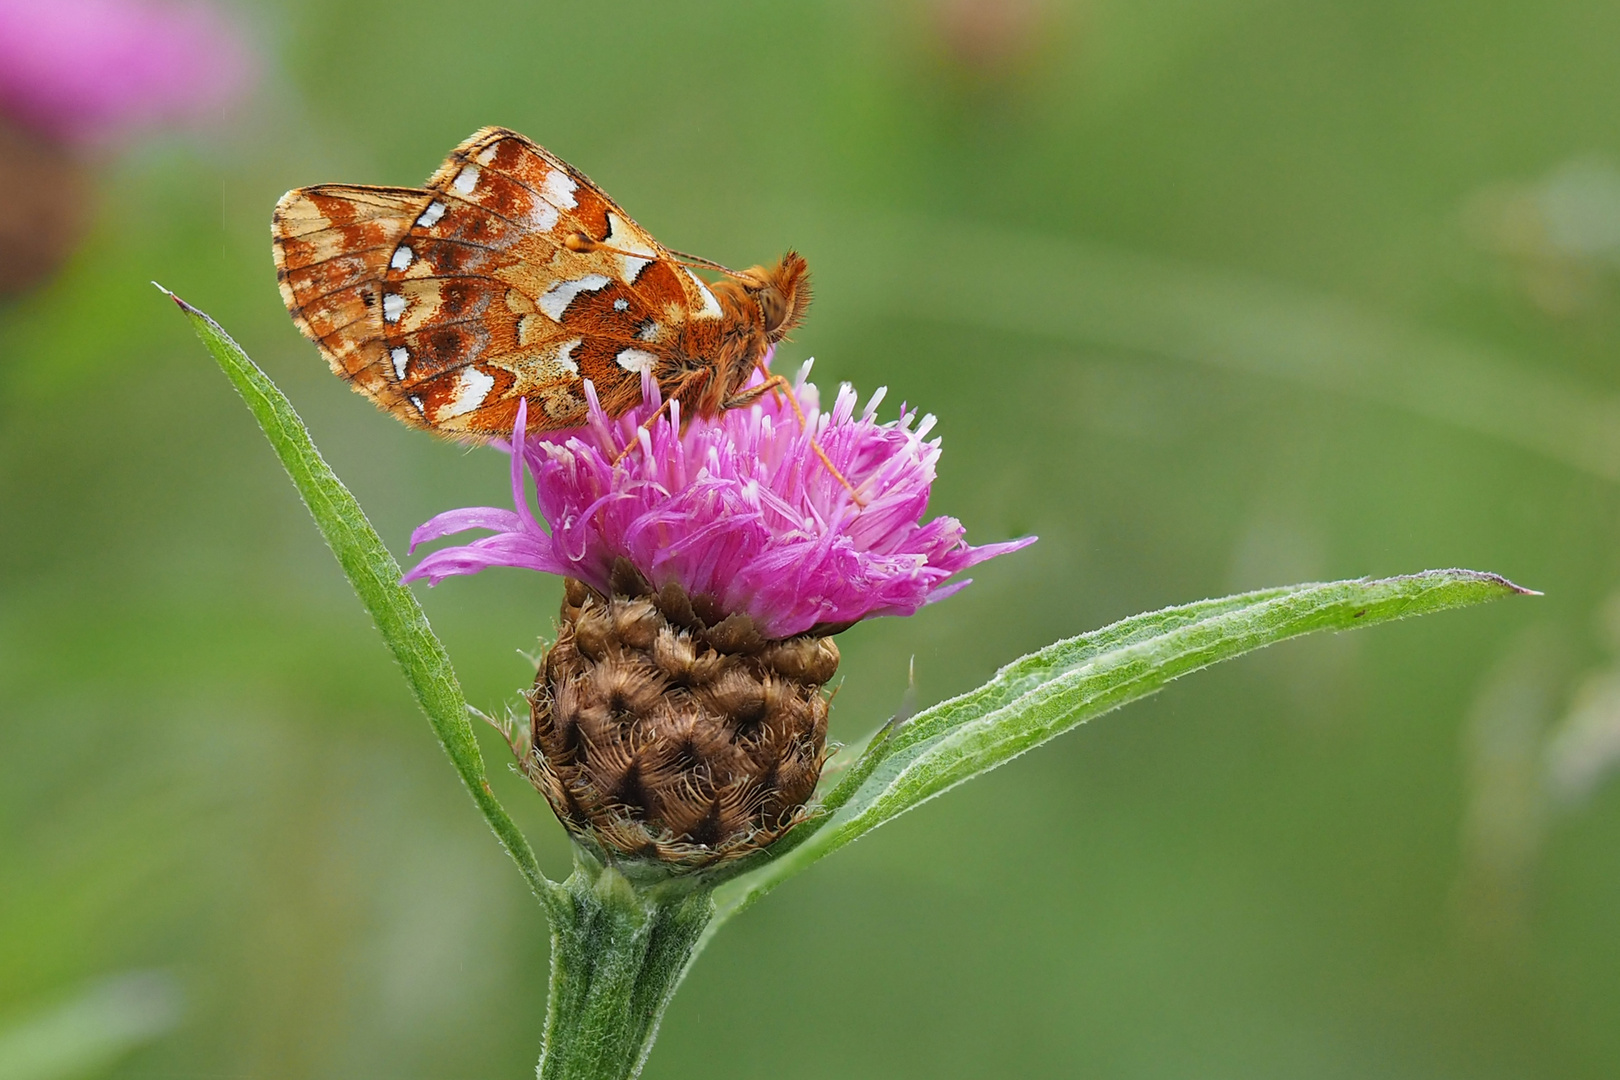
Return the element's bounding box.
[270,126,811,441]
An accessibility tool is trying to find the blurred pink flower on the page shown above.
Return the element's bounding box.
[405,363,1035,639]
[0,0,252,145]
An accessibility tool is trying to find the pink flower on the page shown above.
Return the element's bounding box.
[0,0,253,145]
[405,363,1035,639]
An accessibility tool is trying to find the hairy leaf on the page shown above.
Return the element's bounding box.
[709,570,1533,931]
[165,288,557,905]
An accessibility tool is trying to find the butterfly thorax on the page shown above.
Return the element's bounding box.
[684,253,811,416]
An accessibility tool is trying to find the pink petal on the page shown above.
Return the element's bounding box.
[404,367,1036,637]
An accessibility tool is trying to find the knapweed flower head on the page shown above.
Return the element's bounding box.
[0,0,252,145]
[406,362,1034,639]
[408,361,1031,866]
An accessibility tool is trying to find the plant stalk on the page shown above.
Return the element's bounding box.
[538,855,714,1080]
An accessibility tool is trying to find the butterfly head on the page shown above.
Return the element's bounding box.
[736,252,811,343]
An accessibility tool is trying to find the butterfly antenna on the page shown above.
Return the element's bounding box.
[566,233,741,277]
[666,247,740,275]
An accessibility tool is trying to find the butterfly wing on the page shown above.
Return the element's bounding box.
[272,127,729,437]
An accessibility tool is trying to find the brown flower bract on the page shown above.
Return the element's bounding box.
[525,567,837,868]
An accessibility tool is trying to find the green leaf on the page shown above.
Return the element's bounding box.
[163,288,556,906]
[709,570,1534,932]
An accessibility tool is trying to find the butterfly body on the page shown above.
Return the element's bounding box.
[271,127,809,438]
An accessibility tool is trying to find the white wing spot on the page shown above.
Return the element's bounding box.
[390,346,409,379]
[383,292,407,323]
[390,245,414,271]
[613,298,629,311]
[637,321,659,342]
[541,169,578,209]
[475,144,499,166]
[452,164,480,194]
[603,213,658,283]
[437,366,496,420]
[684,268,723,319]
[416,201,446,228]
[605,213,657,255]
[538,273,611,321]
[615,348,659,374]
[553,338,582,376]
[409,395,426,415]
[528,201,559,231]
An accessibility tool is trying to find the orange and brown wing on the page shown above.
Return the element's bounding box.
[272,184,426,426]
[271,126,728,437]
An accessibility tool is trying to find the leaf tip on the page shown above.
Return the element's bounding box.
[151,281,194,312]
[1458,569,1541,597]
[1393,568,1540,598]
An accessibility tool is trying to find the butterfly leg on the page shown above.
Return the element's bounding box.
[611,368,711,466]
[726,367,866,506]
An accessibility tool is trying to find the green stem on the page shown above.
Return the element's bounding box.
[539,856,714,1080]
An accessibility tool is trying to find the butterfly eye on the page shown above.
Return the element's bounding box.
[760,253,811,341]
[758,286,790,336]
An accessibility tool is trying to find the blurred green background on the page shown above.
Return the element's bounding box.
[4,1,1620,1076]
